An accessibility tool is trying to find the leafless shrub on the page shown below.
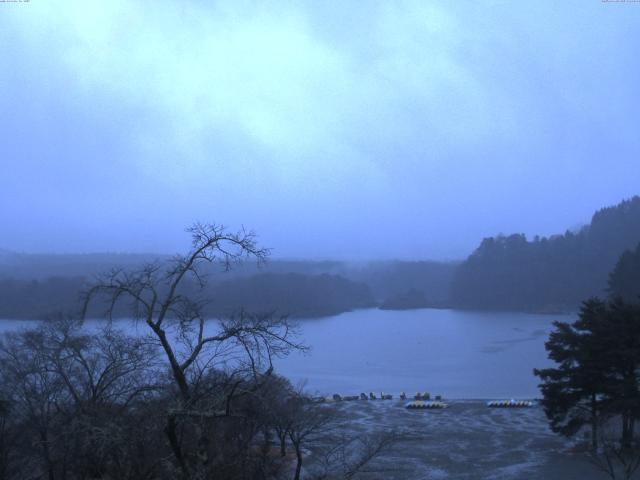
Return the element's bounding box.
[589,418,640,480]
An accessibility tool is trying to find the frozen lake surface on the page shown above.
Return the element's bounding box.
[0,308,571,399]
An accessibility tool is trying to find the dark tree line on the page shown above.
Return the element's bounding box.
[0,224,393,480]
[210,273,375,318]
[0,274,374,321]
[0,252,457,320]
[452,196,640,312]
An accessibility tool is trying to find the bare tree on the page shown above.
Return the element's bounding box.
[589,417,640,480]
[282,395,399,480]
[259,376,298,458]
[287,398,337,480]
[0,325,71,480]
[81,223,305,478]
[0,316,161,480]
[312,432,400,480]
[39,316,159,410]
[0,385,26,480]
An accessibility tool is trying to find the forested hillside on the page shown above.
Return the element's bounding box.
[0,272,375,320]
[208,273,375,317]
[451,197,640,312]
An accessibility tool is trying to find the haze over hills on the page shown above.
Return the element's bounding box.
[0,196,638,319]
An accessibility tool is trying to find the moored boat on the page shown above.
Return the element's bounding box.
[406,400,448,409]
[487,399,534,408]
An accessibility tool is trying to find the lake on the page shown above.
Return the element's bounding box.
[274,308,570,399]
[0,308,570,399]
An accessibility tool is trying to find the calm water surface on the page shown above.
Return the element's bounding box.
[275,308,572,399]
[0,308,572,399]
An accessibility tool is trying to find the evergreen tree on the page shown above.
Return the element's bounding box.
[534,299,611,448]
[536,298,640,448]
[601,299,640,447]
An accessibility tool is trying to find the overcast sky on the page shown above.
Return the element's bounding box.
[1,1,639,260]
